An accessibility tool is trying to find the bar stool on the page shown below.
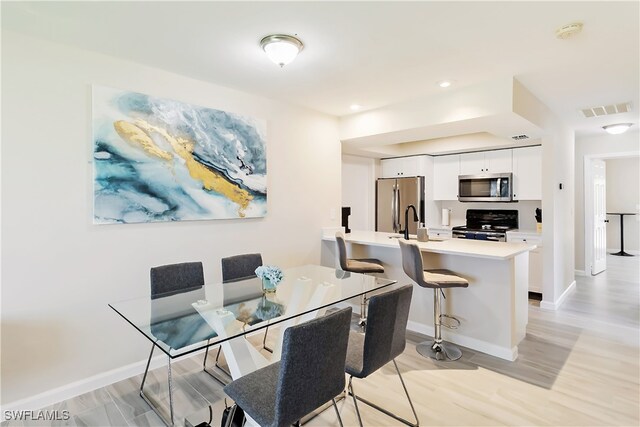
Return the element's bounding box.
[336,232,385,327]
[398,240,468,361]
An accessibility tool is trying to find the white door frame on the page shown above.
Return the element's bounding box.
[583,151,638,275]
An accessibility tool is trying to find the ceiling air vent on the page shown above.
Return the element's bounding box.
[580,102,631,118]
[511,134,530,141]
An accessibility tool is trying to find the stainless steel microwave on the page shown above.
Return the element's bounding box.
[458,173,513,202]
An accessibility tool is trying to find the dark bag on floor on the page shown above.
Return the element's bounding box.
[221,403,245,427]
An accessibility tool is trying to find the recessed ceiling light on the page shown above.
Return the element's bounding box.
[438,80,452,88]
[350,104,361,111]
[603,123,633,135]
[555,22,583,39]
[260,34,304,67]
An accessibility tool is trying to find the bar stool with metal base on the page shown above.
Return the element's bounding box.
[398,240,468,361]
[336,232,384,327]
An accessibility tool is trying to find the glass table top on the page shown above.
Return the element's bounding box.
[109,264,396,358]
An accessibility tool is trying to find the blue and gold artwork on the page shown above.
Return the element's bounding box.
[92,86,267,224]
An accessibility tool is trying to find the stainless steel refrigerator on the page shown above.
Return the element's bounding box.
[376,176,425,234]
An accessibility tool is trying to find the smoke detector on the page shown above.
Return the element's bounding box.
[556,22,583,39]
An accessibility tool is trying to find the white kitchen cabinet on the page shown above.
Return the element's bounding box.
[512,146,542,200]
[380,156,420,178]
[507,231,543,293]
[427,227,452,240]
[432,155,459,200]
[459,150,513,174]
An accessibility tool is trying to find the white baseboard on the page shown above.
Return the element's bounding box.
[540,280,576,311]
[0,347,207,414]
[574,269,586,276]
[406,320,517,361]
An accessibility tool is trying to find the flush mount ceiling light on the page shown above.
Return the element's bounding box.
[603,123,633,135]
[350,104,361,111]
[555,22,583,39]
[437,80,452,88]
[260,34,304,67]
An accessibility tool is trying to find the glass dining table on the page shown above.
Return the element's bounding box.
[109,264,396,426]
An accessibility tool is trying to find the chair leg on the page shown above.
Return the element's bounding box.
[348,376,364,427]
[347,362,419,427]
[392,359,420,426]
[358,294,367,328]
[332,398,344,427]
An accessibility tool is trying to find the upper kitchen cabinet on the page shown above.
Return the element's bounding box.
[459,150,513,175]
[433,154,460,200]
[512,146,542,200]
[380,156,422,178]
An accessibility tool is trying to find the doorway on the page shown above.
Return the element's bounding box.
[584,152,640,275]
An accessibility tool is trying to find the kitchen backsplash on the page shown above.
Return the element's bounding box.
[438,200,542,231]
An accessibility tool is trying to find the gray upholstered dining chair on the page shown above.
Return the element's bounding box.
[221,253,263,283]
[398,239,468,361]
[206,253,268,380]
[336,232,384,328]
[147,261,217,425]
[343,284,419,427]
[224,307,352,427]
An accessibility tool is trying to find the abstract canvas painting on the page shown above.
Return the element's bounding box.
[92,86,267,224]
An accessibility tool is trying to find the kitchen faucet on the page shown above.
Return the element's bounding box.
[404,204,419,240]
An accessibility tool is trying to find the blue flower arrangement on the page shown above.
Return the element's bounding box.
[255,265,284,286]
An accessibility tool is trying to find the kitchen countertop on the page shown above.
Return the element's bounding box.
[324,230,536,260]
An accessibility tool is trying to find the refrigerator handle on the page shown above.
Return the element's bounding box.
[391,185,397,233]
[396,187,402,233]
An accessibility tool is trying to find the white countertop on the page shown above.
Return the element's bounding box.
[324,230,536,260]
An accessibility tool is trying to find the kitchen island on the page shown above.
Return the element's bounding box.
[321,230,536,361]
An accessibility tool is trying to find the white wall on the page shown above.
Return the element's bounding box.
[1,31,341,405]
[574,131,640,272]
[606,157,640,251]
[341,155,375,231]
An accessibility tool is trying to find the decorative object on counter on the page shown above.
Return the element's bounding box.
[92,86,267,224]
[535,208,542,233]
[398,240,469,361]
[417,224,429,242]
[342,206,352,234]
[442,208,450,226]
[255,265,284,293]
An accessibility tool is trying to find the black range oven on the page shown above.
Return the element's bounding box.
[452,209,519,242]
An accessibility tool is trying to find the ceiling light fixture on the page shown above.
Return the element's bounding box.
[603,123,633,135]
[350,104,361,111]
[260,34,304,68]
[438,80,452,88]
[555,22,584,39]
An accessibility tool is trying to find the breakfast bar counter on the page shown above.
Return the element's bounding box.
[321,230,537,361]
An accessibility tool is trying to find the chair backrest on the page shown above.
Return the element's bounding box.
[274,307,352,426]
[335,232,349,270]
[150,261,204,299]
[221,253,263,283]
[398,240,425,286]
[361,285,413,377]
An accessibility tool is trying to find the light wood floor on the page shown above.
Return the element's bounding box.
[6,254,639,426]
